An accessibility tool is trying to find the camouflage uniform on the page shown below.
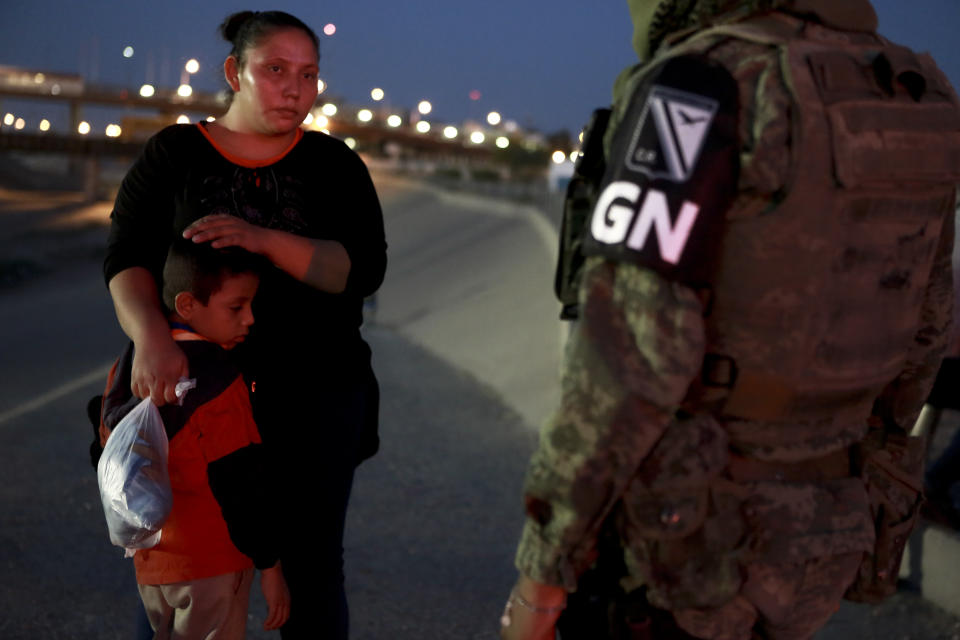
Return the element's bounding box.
[515,2,960,638]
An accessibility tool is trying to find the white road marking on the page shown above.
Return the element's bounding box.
[0,362,113,427]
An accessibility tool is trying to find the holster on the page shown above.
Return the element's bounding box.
[845,427,925,603]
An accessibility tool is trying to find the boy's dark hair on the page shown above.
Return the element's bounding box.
[162,240,264,311]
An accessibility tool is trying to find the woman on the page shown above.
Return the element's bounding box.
[105,11,386,638]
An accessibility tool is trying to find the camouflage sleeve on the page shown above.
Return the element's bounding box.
[515,256,705,589]
[873,204,955,431]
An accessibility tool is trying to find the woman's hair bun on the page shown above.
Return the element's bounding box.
[219,11,256,43]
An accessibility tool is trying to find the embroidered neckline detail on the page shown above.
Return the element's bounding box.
[195,122,303,168]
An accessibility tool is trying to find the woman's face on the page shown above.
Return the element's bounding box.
[228,27,319,135]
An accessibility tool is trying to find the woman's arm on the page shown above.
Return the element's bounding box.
[182,215,351,293]
[108,267,188,405]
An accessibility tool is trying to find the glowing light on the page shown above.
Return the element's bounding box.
[176,115,190,124]
[323,23,336,36]
[303,113,314,126]
[3,113,14,126]
[314,115,329,129]
[105,124,122,137]
[443,126,458,139]
[415,121,430,133]
[185,59,200,74]
[139,84,155,98]
[551,150,567,164]
[470,131,485,144]
[370,87,384,101]
[321,103,338,117]
[504,120,518,133]
[357,109,373,123]
[570,151,581,163]
[50,84,61,95]
[33,73,45,84]
[14,118,25,130]
[39,119,51,132]
[495,136,510,149]
[386,114,402,128]
[206,116,216,122]
[344,137,357,149]
[469,89,481,101]
[177,84,193,98]
[77,121,91,135]
[578,131,584,143]
[317,79,326,94]
[486,111,501,126]
[417,100,432,115]
[123,46,134,58]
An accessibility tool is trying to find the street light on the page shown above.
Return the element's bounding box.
[495,136,510,149]
[106,124,122,137]
[416,121,430,133]
[551,150,567,164]
[39,119,51,132]
[185,59,200,74]
[321,103,338,117]
[418,100,432,115]
[139,84,155,98]
[443,126,458,139]
[2,113,14,126]
[14,118,25,130]
[177,84,193,98]
[470,131,485,144]
[386,114,402,128]
[177,115,190,124]
[371,87,384,101]
[486,111,501,126]
[357,109,373,123]
[317,79,326,94]
[123,46,134,58]
[77,121,91,135]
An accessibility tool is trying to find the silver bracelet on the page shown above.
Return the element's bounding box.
[500,589,566,628]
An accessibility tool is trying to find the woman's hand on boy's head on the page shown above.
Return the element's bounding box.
[133,331,189,406]
[260,562,291,631]
[183,214,267,255]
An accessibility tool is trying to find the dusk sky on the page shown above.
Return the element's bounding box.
[1,1,958,136]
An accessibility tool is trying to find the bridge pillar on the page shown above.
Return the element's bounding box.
[83,156,100,202]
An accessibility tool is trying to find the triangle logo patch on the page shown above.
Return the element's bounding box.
[625,85,719,183]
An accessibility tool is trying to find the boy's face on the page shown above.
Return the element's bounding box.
[181,272,259,349]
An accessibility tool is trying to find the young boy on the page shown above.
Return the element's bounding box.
[98,239,288,638]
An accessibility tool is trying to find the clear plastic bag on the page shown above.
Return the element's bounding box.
[96,397,172,551]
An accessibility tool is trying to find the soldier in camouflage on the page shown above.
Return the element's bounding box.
[501,1,960,639]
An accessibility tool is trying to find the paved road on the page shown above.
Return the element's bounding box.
[1,175,959,639]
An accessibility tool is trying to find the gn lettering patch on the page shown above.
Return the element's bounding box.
[583,55,740,283]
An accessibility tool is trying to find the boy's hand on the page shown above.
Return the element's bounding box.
[132,332,188,406]
[261,562,291,631]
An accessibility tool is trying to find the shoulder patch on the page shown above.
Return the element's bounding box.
[583,55,740,284]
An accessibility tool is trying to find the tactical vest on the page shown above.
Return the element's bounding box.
[666,13,960,459]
